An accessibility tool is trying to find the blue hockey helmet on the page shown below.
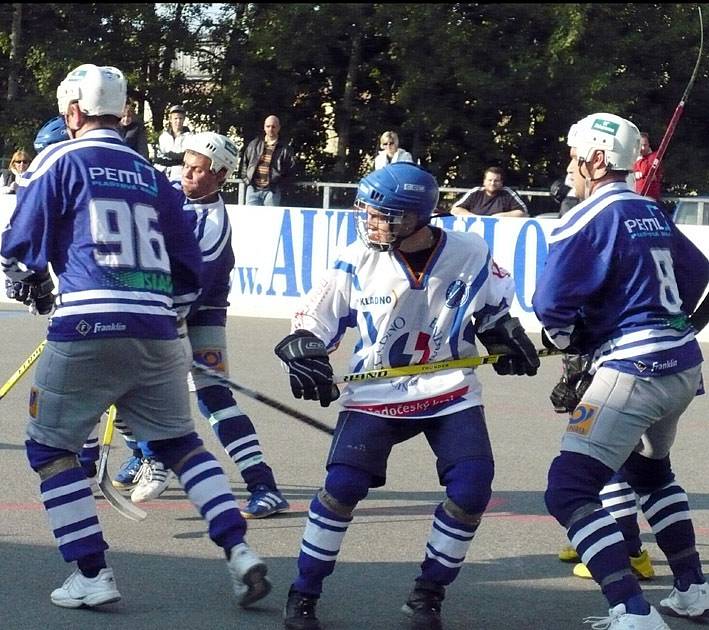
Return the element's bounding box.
[354,162,439,251]
[34,116,69,152]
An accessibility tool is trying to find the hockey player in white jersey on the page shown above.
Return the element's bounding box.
[123,132,290,517]
[534,113,709,629]
[274,162,540,630]
[1,64,270,611]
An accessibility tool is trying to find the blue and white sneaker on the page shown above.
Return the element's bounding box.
[111,455,143,490]
[240,485,290,519]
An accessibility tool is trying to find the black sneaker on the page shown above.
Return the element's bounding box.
[401,580,445,630]
[284,587,321,630]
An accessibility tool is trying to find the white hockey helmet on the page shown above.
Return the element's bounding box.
[57,64,127,118]
[567,113,641,171]
[184,132,239,179]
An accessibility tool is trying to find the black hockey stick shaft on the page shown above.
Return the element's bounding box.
[641,6,704,196]
[191,362,334,436]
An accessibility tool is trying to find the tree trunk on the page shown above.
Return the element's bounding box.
[7,3,23,102]
[333,31,361,177]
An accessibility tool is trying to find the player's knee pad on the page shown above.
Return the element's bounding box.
[622,452,674,495]
[25,438,78,476]
[148,432,204,469]
[545,451,614,528]
[323,463,371,510]
[196,384,237,419]
[444,458,494,516]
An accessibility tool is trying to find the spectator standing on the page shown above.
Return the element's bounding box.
[119,99,149,159]
[241,115,295,206]
[373,130,413,170]
[155,104,192,181]
[451,166,528,217]
[633,132,663,200]
[0,149,32,194]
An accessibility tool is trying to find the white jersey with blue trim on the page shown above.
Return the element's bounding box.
[175,184,235,327]
[0,129,202,341]
[293,229,516,418]
[533,181,708,375]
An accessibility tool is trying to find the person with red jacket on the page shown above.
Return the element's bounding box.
[633,132,663,200]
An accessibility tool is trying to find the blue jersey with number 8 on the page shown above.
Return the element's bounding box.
[533,181,708,376]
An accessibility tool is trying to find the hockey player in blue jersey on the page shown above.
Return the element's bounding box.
[121,131,290,518]
[534,112,709,629]
[1,64,270,611]
[274,162,540,630]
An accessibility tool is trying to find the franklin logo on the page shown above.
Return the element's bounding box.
[76,320,91,336]
[634,361,647,373]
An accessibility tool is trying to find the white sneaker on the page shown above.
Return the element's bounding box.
[50,568,121,608]
[661,582,709,617]
[583,603,669,629]
[226,542,271,607]
[130,458,174,503]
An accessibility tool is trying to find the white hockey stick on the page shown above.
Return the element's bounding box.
[96,405,147,521]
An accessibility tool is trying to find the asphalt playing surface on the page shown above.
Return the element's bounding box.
[1,305,708,630]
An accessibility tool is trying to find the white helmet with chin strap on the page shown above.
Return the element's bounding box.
[567,113,641,172]
[57,64,127,117]
[184,132,239,179]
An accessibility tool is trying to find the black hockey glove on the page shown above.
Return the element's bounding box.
[476,315,540,376]
[274,330,340,407]
[5,271,55,315]
[549,354,593,413]
[689,294,709,334]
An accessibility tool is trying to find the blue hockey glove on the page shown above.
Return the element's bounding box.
[477,315,540,376]
[274,330,340,407]
[5,271,54,315]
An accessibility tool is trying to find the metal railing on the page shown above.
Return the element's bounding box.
[226,179,552,209]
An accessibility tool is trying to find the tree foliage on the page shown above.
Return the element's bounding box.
[1,2,707,193]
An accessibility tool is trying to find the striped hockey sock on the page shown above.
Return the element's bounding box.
[600,480,642,556]
[41,466,108,564]
[176,450,246,551]
[418,503,478,586]
[78,425,100,476]
[293,494,352,595]
[209,408,277,491]
[640,482,703,588]
[114,415,139,453]
[568,506,642,606]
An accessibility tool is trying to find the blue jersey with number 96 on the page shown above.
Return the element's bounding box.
[0,129,202,341]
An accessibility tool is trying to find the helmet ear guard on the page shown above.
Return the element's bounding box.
[567,113,641,172]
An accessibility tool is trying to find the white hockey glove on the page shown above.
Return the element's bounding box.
[5,271,55,315]
[476,315,540,376]
[274,330,340,407]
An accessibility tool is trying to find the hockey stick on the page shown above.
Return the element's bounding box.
[96,405,116,483]
[96,405,147,522]
[640,5,704,196]
[190,362,335,436]
[335,348,560,383]
[0,340,47,400]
